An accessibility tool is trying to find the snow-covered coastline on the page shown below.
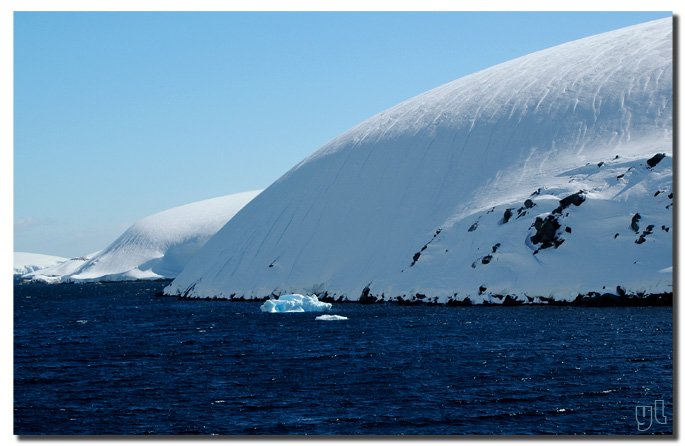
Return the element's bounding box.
[164,19,673,305]
[21,191,261,283]
[14,252,68,276]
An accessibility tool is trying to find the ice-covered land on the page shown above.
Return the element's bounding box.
[14,252,68,276]
[23,191,261,283]
[165,19,673,304]
[260,294,332,313]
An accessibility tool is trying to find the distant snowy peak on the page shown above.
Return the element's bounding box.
[24,190,261,283]
[14,252,67,276]
[166,19,672,303]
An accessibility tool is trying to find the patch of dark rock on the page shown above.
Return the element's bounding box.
[614,233,619,239]
[646,153,666,168]
[359,285,376,304]
[531,188,542,197]
[468,221,478,232]
[524,199,535,209]
[411,251,421,266]
[630,213,641,233]
[573,292,621,306]
[478,285,487,295]
[559,191,586,209]
[502,295,523,306]
[662,225,670,232]
[616,286,626,297]
[617,174,625,180]
[319,292,336,303]
[481,255,493,265]
[492,243,501,253]
[420,244,428,252]
[654,191,661,197]
[571,291,672,307]
[635,225,655,244]
[668,192,673,199]
[471,261,477,269]
[446,297,472,306]
[396,296,421,306]
[434,229,441,237]
[500,208,514,225]
[516,207,527,218]
[487,207,495,214]
[597,161,604,167]
[565,226,572,233]
[181,282,199,299]
[531,215,562,249]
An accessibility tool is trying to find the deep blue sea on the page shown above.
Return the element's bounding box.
[14,280,673,435]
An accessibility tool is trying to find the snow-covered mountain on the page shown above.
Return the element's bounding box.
[24,191,261,283]
[165,19,672,304]
[21,252,100,283]
[14,252,68,276]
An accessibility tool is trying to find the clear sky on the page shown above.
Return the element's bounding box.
[13,10,674,258]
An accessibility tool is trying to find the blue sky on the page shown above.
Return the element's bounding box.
[13,11,673,257]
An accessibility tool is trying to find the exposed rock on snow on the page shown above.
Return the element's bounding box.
[165,19,672,304]
[23,191,261,283]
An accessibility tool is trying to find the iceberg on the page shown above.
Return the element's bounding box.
[166,19,672,304]
[260,294,332,313]
[315,315,348,321]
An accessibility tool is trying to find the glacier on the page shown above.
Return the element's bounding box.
[23,191,261,283]
[165,18,672,304]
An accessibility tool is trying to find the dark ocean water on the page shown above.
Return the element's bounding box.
[14,280,673,435]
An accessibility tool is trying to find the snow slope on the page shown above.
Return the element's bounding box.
[165,19,672,303]
[13,252,67,276]
[25,191,261,283]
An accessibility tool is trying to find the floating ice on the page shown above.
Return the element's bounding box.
[259,294,332,313]
[315,315,348,321]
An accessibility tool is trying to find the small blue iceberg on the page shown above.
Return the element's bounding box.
[260,294,332,313]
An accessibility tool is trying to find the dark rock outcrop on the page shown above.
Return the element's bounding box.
[646,153,666,168]
[531,215,562,249]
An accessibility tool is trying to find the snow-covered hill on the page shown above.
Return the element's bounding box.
[14,252,67,276]
[24,191,261,283]
[165,19,672,304]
